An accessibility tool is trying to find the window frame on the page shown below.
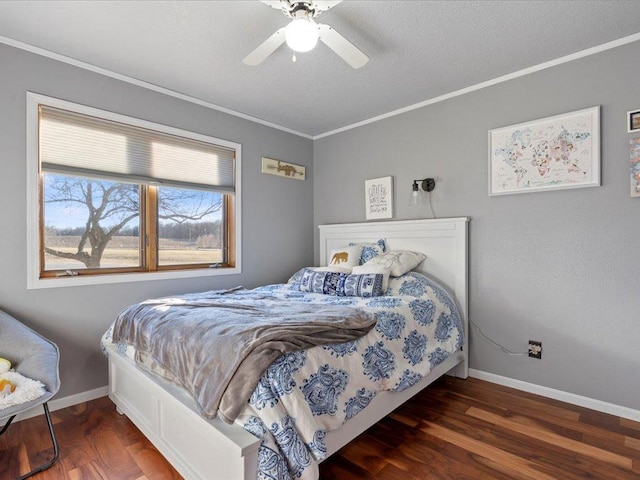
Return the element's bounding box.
[27,92,242,289]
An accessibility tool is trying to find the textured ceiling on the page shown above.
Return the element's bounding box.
[1,1,640,137]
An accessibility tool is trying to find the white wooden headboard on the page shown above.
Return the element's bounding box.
[319,217,469,375]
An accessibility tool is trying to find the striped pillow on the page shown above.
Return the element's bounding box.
[298,268,384,297]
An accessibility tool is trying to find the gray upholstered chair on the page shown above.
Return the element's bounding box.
[0,309,60,479]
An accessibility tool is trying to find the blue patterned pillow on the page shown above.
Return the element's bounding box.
[298,268,384,297]
[342,272,384,297]
[349,239,387,265]
[287,268,306,284]
[298,268,323,291]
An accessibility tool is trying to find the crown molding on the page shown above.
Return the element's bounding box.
[2,31,639,142]
[0,34,313,140]
[313,32,640,140]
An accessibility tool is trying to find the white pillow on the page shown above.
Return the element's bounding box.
[352,265,390,293]
[361,251,399,270]
[392,250,426,276]
[364,250,426,277]
[327,245,362,268]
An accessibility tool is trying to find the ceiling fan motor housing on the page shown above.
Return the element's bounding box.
[286,2,318,18]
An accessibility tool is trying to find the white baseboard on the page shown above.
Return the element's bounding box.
[469,369,640,422]
[13,385,109,422]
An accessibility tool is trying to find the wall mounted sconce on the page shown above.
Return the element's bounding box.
[409,178,435,207]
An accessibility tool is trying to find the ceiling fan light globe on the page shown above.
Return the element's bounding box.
[285,19,319,52]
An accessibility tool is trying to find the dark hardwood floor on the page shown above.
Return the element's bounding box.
[1,377,639,479]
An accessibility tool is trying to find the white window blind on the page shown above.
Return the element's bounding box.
[39,105,236,193]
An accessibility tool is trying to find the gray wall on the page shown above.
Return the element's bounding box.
[0,43,314,399]
[3,37,639,412]
[314,41,640,411]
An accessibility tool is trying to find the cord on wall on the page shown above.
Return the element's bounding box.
[427,191,436,219]
[468,317,528,356]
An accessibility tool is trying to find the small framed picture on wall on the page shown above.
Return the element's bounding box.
[628,109,640,133]
[365,176,393,220]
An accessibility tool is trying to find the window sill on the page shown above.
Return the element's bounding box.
[27,266,241,290]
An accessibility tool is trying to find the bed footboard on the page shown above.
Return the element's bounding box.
[107,344,260,480]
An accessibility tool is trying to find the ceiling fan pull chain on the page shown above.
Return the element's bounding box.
[292,53,297,62]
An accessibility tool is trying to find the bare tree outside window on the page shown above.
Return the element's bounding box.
[43,174,223,270]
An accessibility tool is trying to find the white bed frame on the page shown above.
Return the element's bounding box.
[106,217,469,480]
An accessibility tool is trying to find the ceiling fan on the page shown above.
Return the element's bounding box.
[243,0,369,69]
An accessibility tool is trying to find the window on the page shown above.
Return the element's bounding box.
[27,93,241,288]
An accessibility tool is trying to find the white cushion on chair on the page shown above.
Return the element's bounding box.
[0,371,46,410]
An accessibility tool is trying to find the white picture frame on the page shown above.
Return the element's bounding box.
[365,176,393,220]
[489,106,600,195]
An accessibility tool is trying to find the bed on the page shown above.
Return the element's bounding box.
[102,217,469,479]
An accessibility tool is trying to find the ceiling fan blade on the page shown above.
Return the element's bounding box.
[261,1,288,11]
[243,27,286,66]
[313,1,343,12]
[318,23,368,69]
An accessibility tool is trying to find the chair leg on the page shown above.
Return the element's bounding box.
[17,403,60,480]
[0,414,16,436]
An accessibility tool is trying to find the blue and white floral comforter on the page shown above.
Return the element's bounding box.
[102,271,463,480]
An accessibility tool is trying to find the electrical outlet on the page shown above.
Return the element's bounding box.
[528,340,542,359]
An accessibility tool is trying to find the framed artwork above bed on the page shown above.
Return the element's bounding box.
[489,106,600,195]
[365,176,393,219]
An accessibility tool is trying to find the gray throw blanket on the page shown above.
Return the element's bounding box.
[111,288,376,423]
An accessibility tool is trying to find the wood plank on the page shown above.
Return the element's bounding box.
[398,431,520,480]
[415,407,596,480]
[319,453,376,479]
[88,425,146,479]
[625,435,640,451]
[465,406,633,470]
[419,420,558,480]
[0,444,29,479]
[335,433,393,474]
[365,415,418,449]
[442,378,581,422]
[127,441,182,480]
[68,463,105,480]
[388,411,420,427]
[620,417,640,440]
[2,378,639,480]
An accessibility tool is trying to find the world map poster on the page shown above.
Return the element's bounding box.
[489,107,600,195]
